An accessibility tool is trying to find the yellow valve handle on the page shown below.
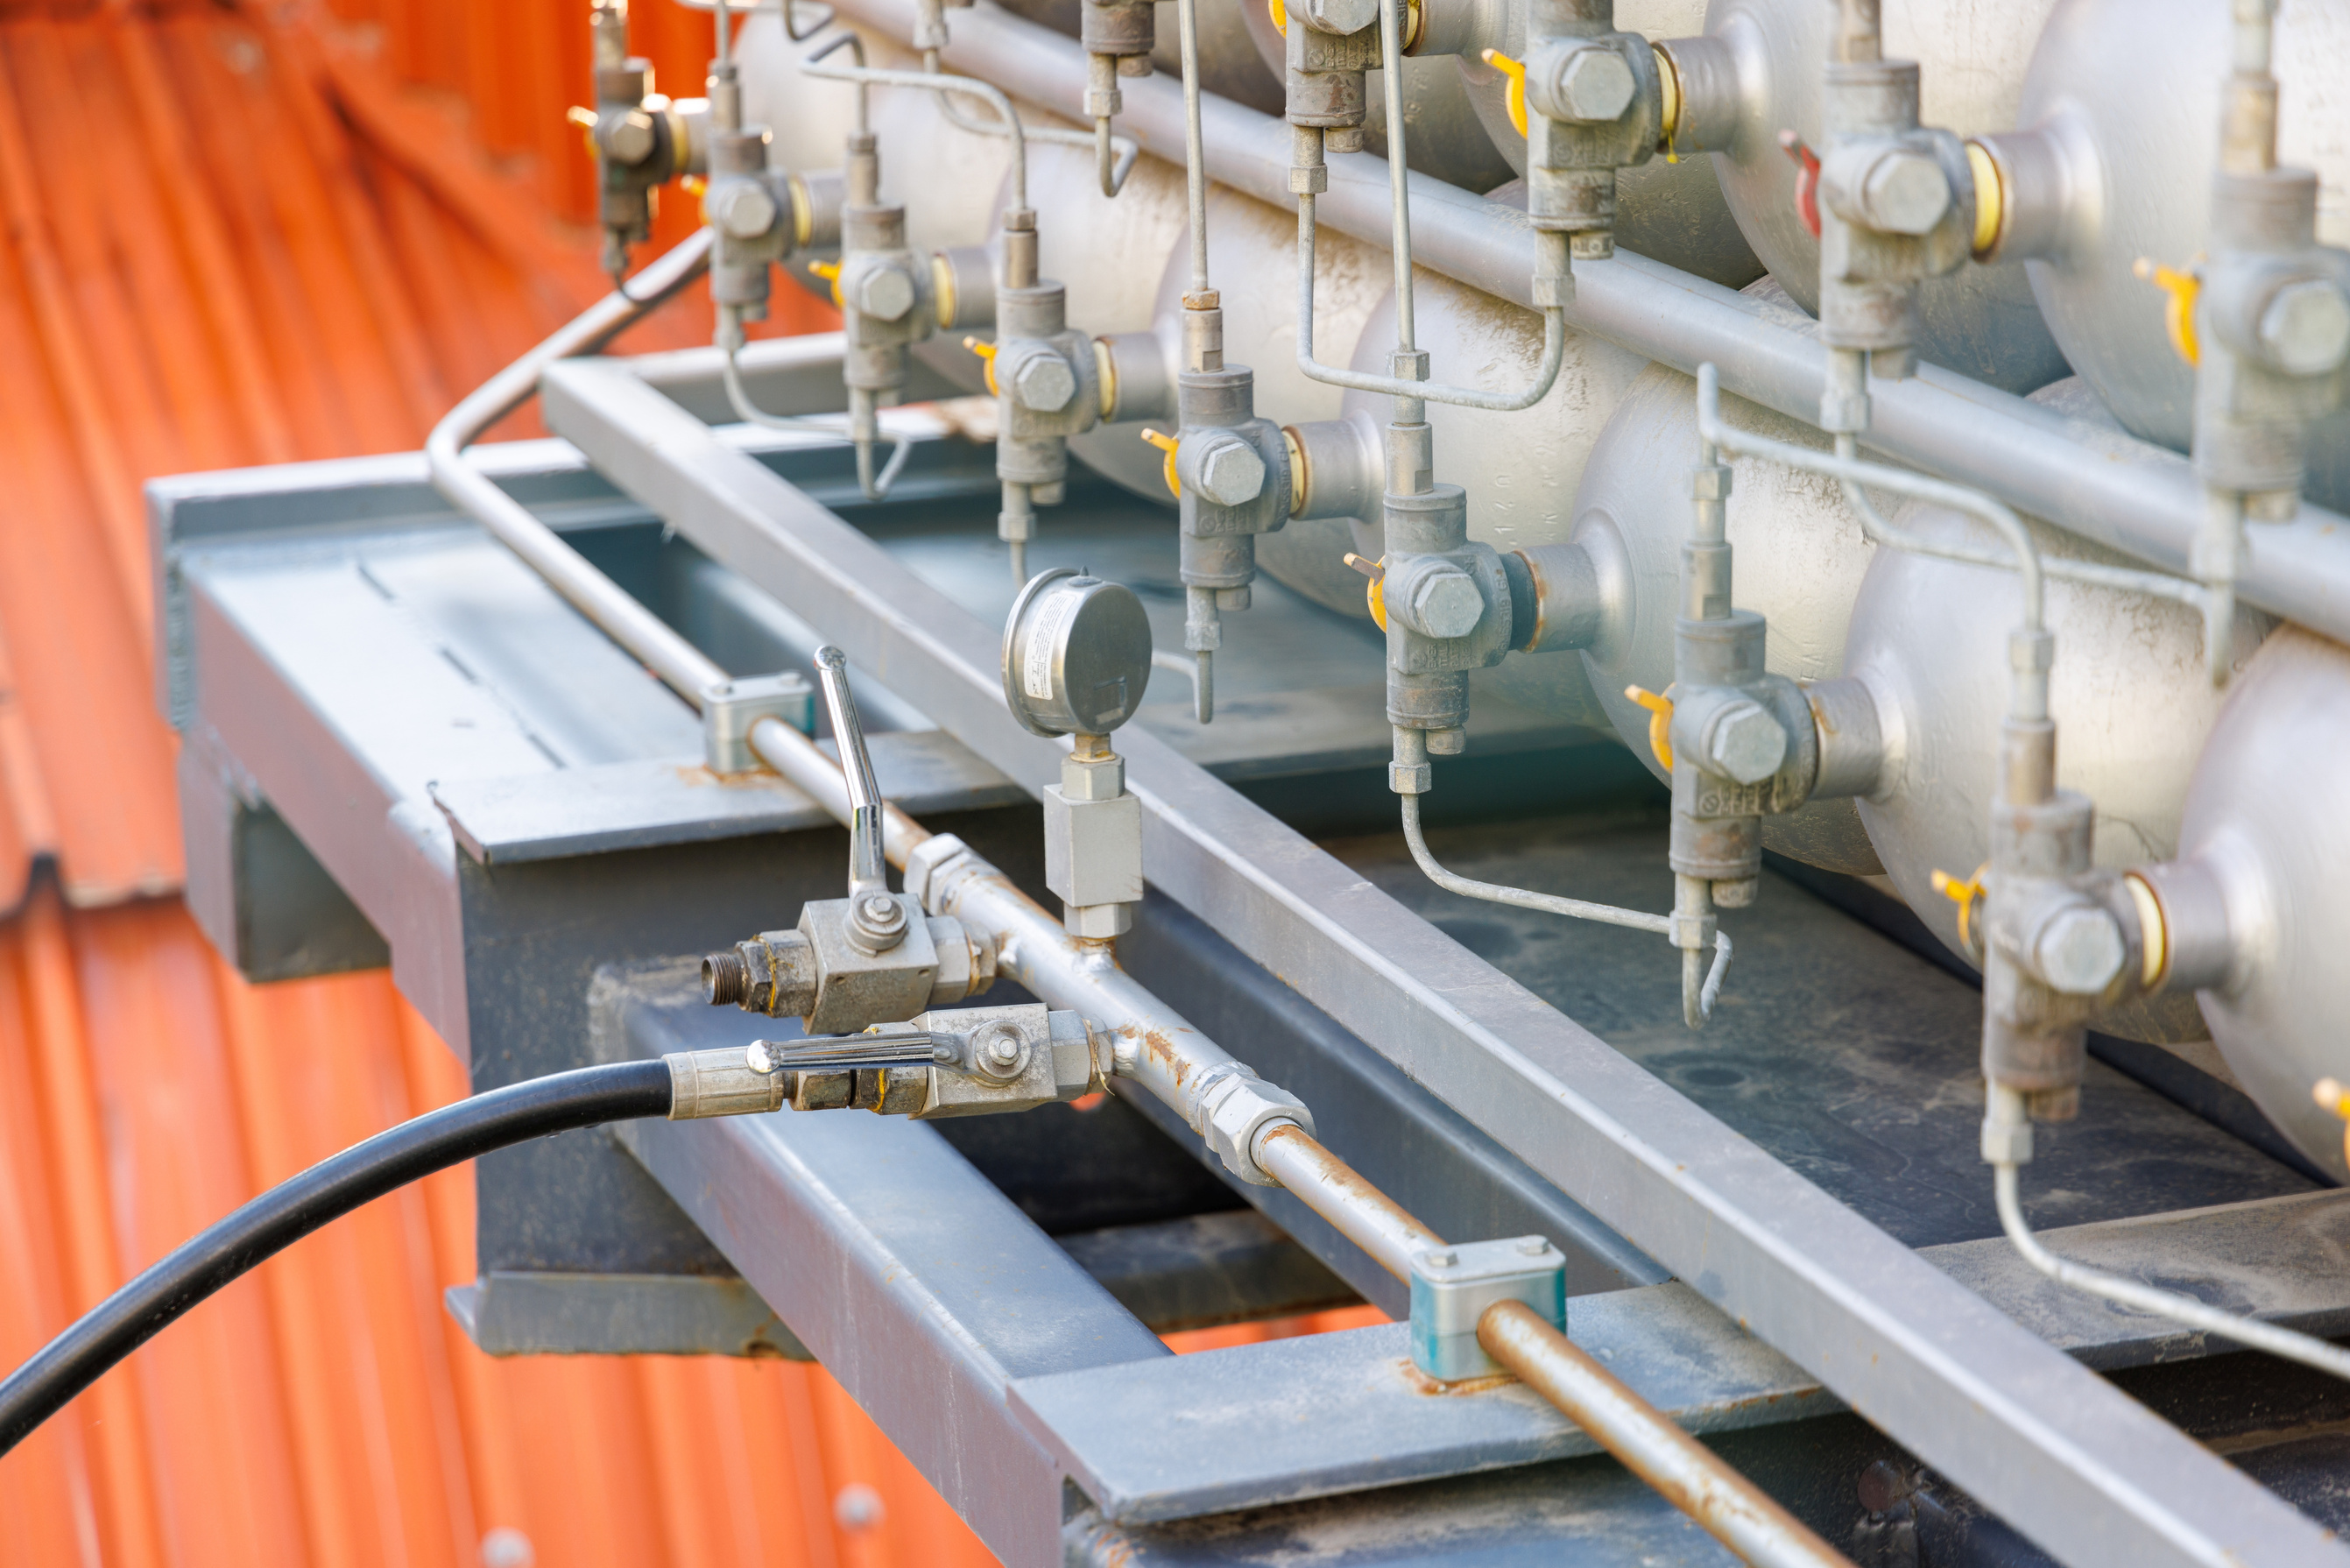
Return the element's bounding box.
[1482,50,1528,140]
[2133,258,2202,367]
[681,174,707,197]
[1930,865,1990,952]
[1140,427,1180,498]
[963,335,1000,396]
[568,104,600,160]
[1624,685,1675,772]
[1346,553,1391,629]
[810,259,844,310]
[1269,0,1287,35]
[2313,1077,2350,1170]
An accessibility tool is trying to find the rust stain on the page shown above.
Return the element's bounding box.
[1396,1360,1518,1397]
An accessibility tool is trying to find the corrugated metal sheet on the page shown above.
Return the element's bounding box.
[0,5,1378,1564]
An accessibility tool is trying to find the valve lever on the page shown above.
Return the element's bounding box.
[746,1031,942,1076]
[815,646,888,899]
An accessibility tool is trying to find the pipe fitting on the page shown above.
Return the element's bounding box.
[1192,1061,1316,1185]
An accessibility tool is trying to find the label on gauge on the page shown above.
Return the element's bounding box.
[1022,587,1079,703]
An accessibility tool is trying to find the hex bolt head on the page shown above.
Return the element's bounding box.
[2259,279,2350,377]
[707,179,779,239]
[1193,433,1267,508]
[1013,350,1077,413]
[1706,699,1788,784]
[1859,150,1952,236]
[1407,567,1485,640]
[604,109,656,165]
[853,264,917,323]
[1550,46,1637,123]
[1303,0,1378,33]
[2034,905,2126,995]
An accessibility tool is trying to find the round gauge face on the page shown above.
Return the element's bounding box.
[1003,569,1155,738]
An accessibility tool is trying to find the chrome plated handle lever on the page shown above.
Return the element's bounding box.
[815,646,888,899]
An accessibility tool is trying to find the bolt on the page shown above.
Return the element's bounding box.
[705,178,779,239]
[852,263,916,322]
[1549,46,1636,123]
[986,1033,1022,1066]
[1188,432,1267,508]
[1428,1250,1459,1268]
[603,108,656,165]
[2034,904,2126,995]
[1706,700,1788,785]
[863,894,895,922]
[1858,149,1951,236]
[2259,278,2350,377]
[1515,1238,1550,1257]
[1013,350,1077,412]
[1405,565,1484,639]
[745,1041,779,1075]
[1302,0,1377,33]
[702,950,749,1006]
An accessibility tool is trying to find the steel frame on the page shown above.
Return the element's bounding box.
[534,344,2350,1568]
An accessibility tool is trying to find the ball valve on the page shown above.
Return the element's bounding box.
[1002,569,1155,941]
[1504,0,1663,266]
[576,1,702,287]
[977,212,1106,583]
[702,648,1001,1034]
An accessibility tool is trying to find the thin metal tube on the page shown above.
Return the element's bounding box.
[1479,1301,1856,1568]
[803,53,1027,211]
[923,50,1137,197]
[423,230,726,708]
[1296,194,1569,408]
[1987,1089,2350,1382]
[1401,792,1731,1020]
[1253,1123,1443,1280]
[718,345,914,499]
[1377,0,1413,353]
[1175,0,1210,293]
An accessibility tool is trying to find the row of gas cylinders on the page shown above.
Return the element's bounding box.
[736,0,2350,1171]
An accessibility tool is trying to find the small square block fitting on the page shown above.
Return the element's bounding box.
[703,672,815,773]
[1409,1237,1566,1382]
[1045,786,1142,908]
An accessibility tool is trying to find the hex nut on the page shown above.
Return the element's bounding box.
[1406,567,1485,640]
[603,109,656,165]
[1980,1112,2035,1167]
[1706,700,1788,785]
[1302,0,1377,33]
[2260,278,2350,377]
[1013,350,1077,413]
[1859,149,1952,236]
[853,263,917,323]
[1549,46,1636,123]
[707,179,779,239]
[904,833,975,912]
[1192,433,1267,507]
[2034,904,2126,995]
[1195,1064,1314,1185]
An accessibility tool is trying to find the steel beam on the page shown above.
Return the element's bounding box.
[540,356,2349,1568]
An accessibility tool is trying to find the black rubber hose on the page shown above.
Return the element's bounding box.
[0,1059,674,1457]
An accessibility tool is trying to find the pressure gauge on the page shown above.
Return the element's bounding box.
[1001,568,1154,738]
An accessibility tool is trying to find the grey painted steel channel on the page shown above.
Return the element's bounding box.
[539,355,2346,1568]
[829,0,2350,648]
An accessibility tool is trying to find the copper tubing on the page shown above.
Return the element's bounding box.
[1480,1300,1854,1568]
[1253,1122,1443,1280]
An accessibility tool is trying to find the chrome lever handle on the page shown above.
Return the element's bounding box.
[815,646,888,898]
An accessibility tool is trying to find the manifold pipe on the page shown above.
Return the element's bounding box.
[838,0,2350,647]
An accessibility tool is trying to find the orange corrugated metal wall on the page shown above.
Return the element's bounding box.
[0,4,1374,1564]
